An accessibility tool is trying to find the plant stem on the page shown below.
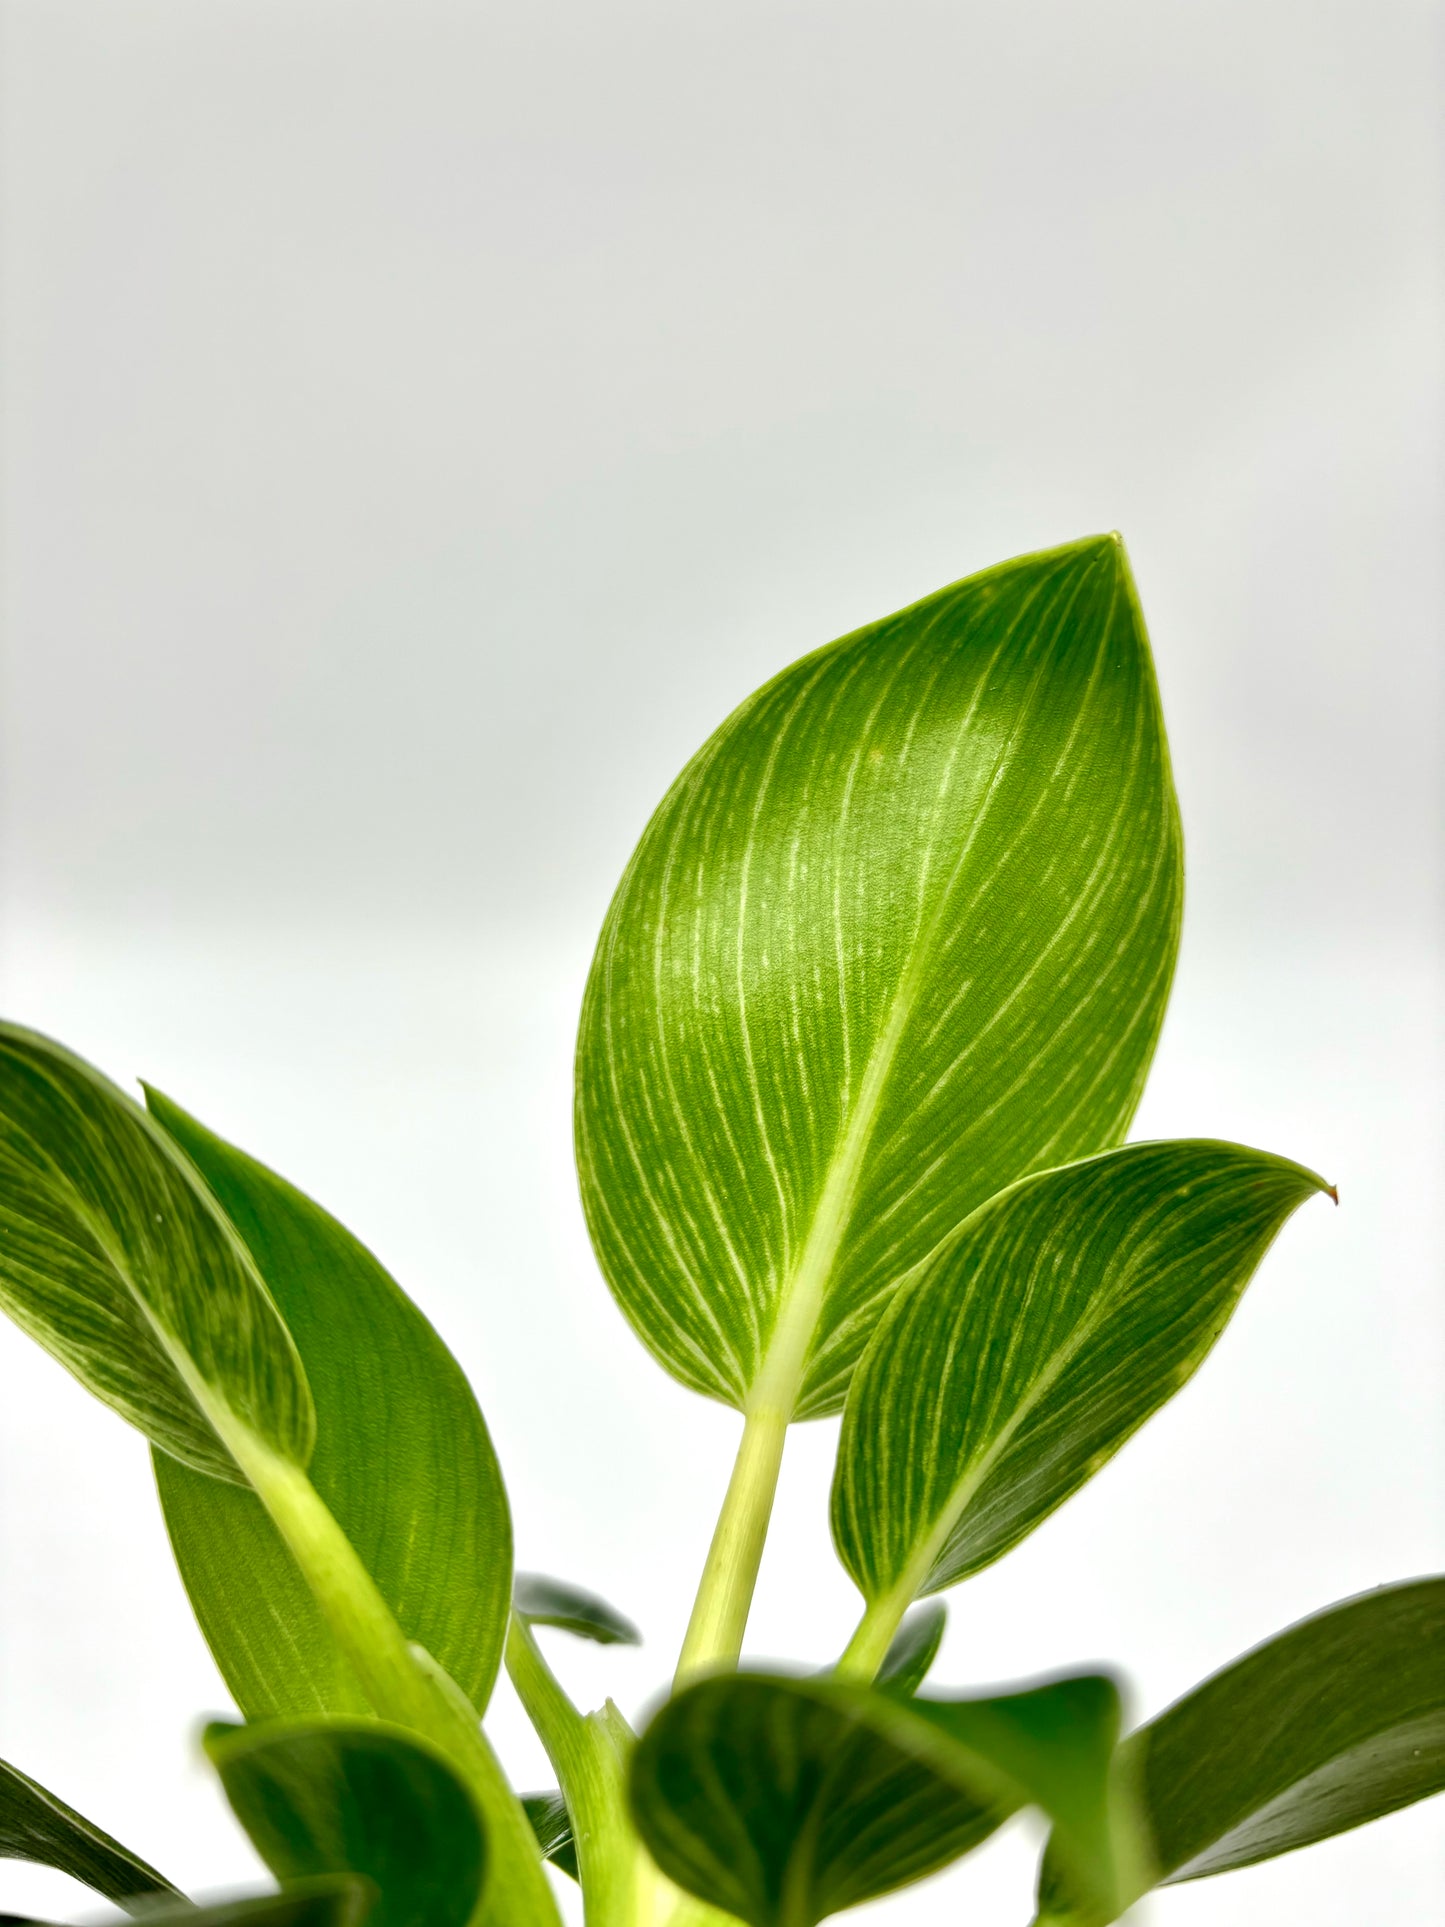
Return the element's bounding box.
[505,1611,587,1762]
[235,1438,561,1927]
[506,1614,640,1927]
[671,989,915,1686]
[675,1401,789,1684]
[833,1579,915,1685]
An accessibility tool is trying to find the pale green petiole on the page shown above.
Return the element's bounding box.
[675,1403,789,1683]
[834,1516,957,1685]
[834,1582,919,1685]
[505,1615,731,1927]
[505,1612,640,1927]
[834,1490,972,1685]
[232,1436,561,1927]
[673,927,927,1685]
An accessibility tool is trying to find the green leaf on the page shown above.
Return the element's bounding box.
[906,1677,1132,1912]
[206,1719,485,1927]
[513,1573,641,1647]
[0,1026,314,1482]
[1060,1575,1445,1920]
[0,1882,375,1927]
[630,1669,1128,1927]
[0,1755,180,1912]
[1142,1576,1445,1879]
[833,1141,1328,1644]
[876,1604,946,1696]
[630,1674,998,1927]
[520,1794,579,1881]
[0,1060,554,1927]
[577,535,1182,1422]
[145,1091,512,1722]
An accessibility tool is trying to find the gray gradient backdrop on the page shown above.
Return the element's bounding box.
[2,3,1441,1921]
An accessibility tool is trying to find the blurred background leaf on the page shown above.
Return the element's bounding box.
[876,1605,947,1698]
[519,1794,578,1882]
[631,1669,1127,1926]
[206,1720,485,1927]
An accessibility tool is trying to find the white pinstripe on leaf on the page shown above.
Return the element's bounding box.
[0,1025,314,1482]
[577,535,1182,1419]
[831,1139,1330,1608]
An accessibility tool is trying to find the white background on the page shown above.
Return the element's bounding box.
[1,3,1441,1921]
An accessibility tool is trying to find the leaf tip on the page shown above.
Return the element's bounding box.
[1304,1168,1338,1208]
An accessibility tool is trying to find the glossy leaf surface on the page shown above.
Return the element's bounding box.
[876,1604,947,1697]
[0,1756,179,1912]
[1138,1577,1445,1884]
[1036,1579,1445,1922]
[207,1720,484,1927]
[0,1882,374,1927]
[521,1794,579,1881]
[1163,1587,1441,1888]
[834,1141,1328,1609]
[630,1669,1126,1927]
[577,536,1182,1419]
[0,1027,313,1482]
[513,1574,640,1647]
[148,1091,512,1719]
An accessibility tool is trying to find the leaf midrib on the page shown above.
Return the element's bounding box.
[865,1197,1143,1615]
[8,1072,296,1479]
[744,563,1094,1423]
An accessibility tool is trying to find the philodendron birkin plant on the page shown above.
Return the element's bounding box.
[0,536,1439,1927]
